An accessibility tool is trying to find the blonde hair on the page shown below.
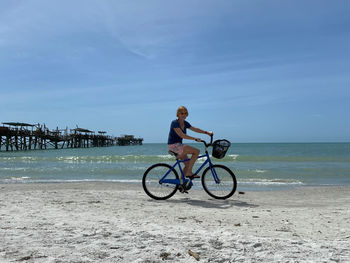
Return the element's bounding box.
[176,106,189,117]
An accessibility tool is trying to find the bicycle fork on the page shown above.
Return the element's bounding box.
[211,168,220,184]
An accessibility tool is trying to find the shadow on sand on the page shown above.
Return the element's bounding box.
[149,197,258,209]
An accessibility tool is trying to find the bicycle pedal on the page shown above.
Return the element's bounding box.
[178,186,189,194]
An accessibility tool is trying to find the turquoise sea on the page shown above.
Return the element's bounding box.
[0,143,349,191]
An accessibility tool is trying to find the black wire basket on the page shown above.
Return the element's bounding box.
[212,139,231,159]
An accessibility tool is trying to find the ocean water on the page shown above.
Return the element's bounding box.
[0,143,349,191]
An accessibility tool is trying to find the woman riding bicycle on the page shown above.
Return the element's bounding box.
[143,107,236,200]
[168,106,213,178]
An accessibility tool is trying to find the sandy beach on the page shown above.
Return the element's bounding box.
[0,183,349,263]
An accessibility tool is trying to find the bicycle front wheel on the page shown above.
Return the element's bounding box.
[142,163,179,200]
[201,164,237,199]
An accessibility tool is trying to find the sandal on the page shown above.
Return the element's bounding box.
[185,173,200,179]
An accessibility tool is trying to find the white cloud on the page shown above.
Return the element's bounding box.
[0,0,235,59]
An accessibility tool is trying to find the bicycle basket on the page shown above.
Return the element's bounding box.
[212,139,231,159]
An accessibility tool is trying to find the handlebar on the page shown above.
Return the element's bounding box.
[200,135,213,148]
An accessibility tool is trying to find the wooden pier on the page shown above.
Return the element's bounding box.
[117,135,143,146]
[0,122,142,151]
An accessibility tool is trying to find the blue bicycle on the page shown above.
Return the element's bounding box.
[142,136,237,200]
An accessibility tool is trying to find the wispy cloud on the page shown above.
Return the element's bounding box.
[1,0,349,141]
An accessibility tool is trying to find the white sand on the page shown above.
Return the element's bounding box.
[0,183,349,262]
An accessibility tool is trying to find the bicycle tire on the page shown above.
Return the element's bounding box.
[201,164,237,199]
[142,163,179,200]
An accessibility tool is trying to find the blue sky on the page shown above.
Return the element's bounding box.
[1,0,349,142]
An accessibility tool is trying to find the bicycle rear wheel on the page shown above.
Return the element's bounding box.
[142,163,179,200]
[201,164,237,199]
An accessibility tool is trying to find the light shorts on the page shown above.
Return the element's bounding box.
[168,143,184,156]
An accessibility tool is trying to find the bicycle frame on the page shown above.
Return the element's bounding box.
[159,149,220,186]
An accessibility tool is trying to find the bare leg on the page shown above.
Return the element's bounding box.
[179,145,200,177]
[181,155,189,176]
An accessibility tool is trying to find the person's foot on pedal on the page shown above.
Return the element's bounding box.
[178,186,189,193]
[185,173,200,179]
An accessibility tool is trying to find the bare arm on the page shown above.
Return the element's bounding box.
[173,127,213,142]
[189,126,213,136]
[173,128,201,142]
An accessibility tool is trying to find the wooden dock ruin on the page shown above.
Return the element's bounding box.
[0,122,143,151]
[116,135,143,146]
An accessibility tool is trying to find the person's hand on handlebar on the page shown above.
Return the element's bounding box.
[206,131,214,137]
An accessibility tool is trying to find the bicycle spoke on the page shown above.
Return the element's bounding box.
[142,163,178,200]
[202,165,237,199]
